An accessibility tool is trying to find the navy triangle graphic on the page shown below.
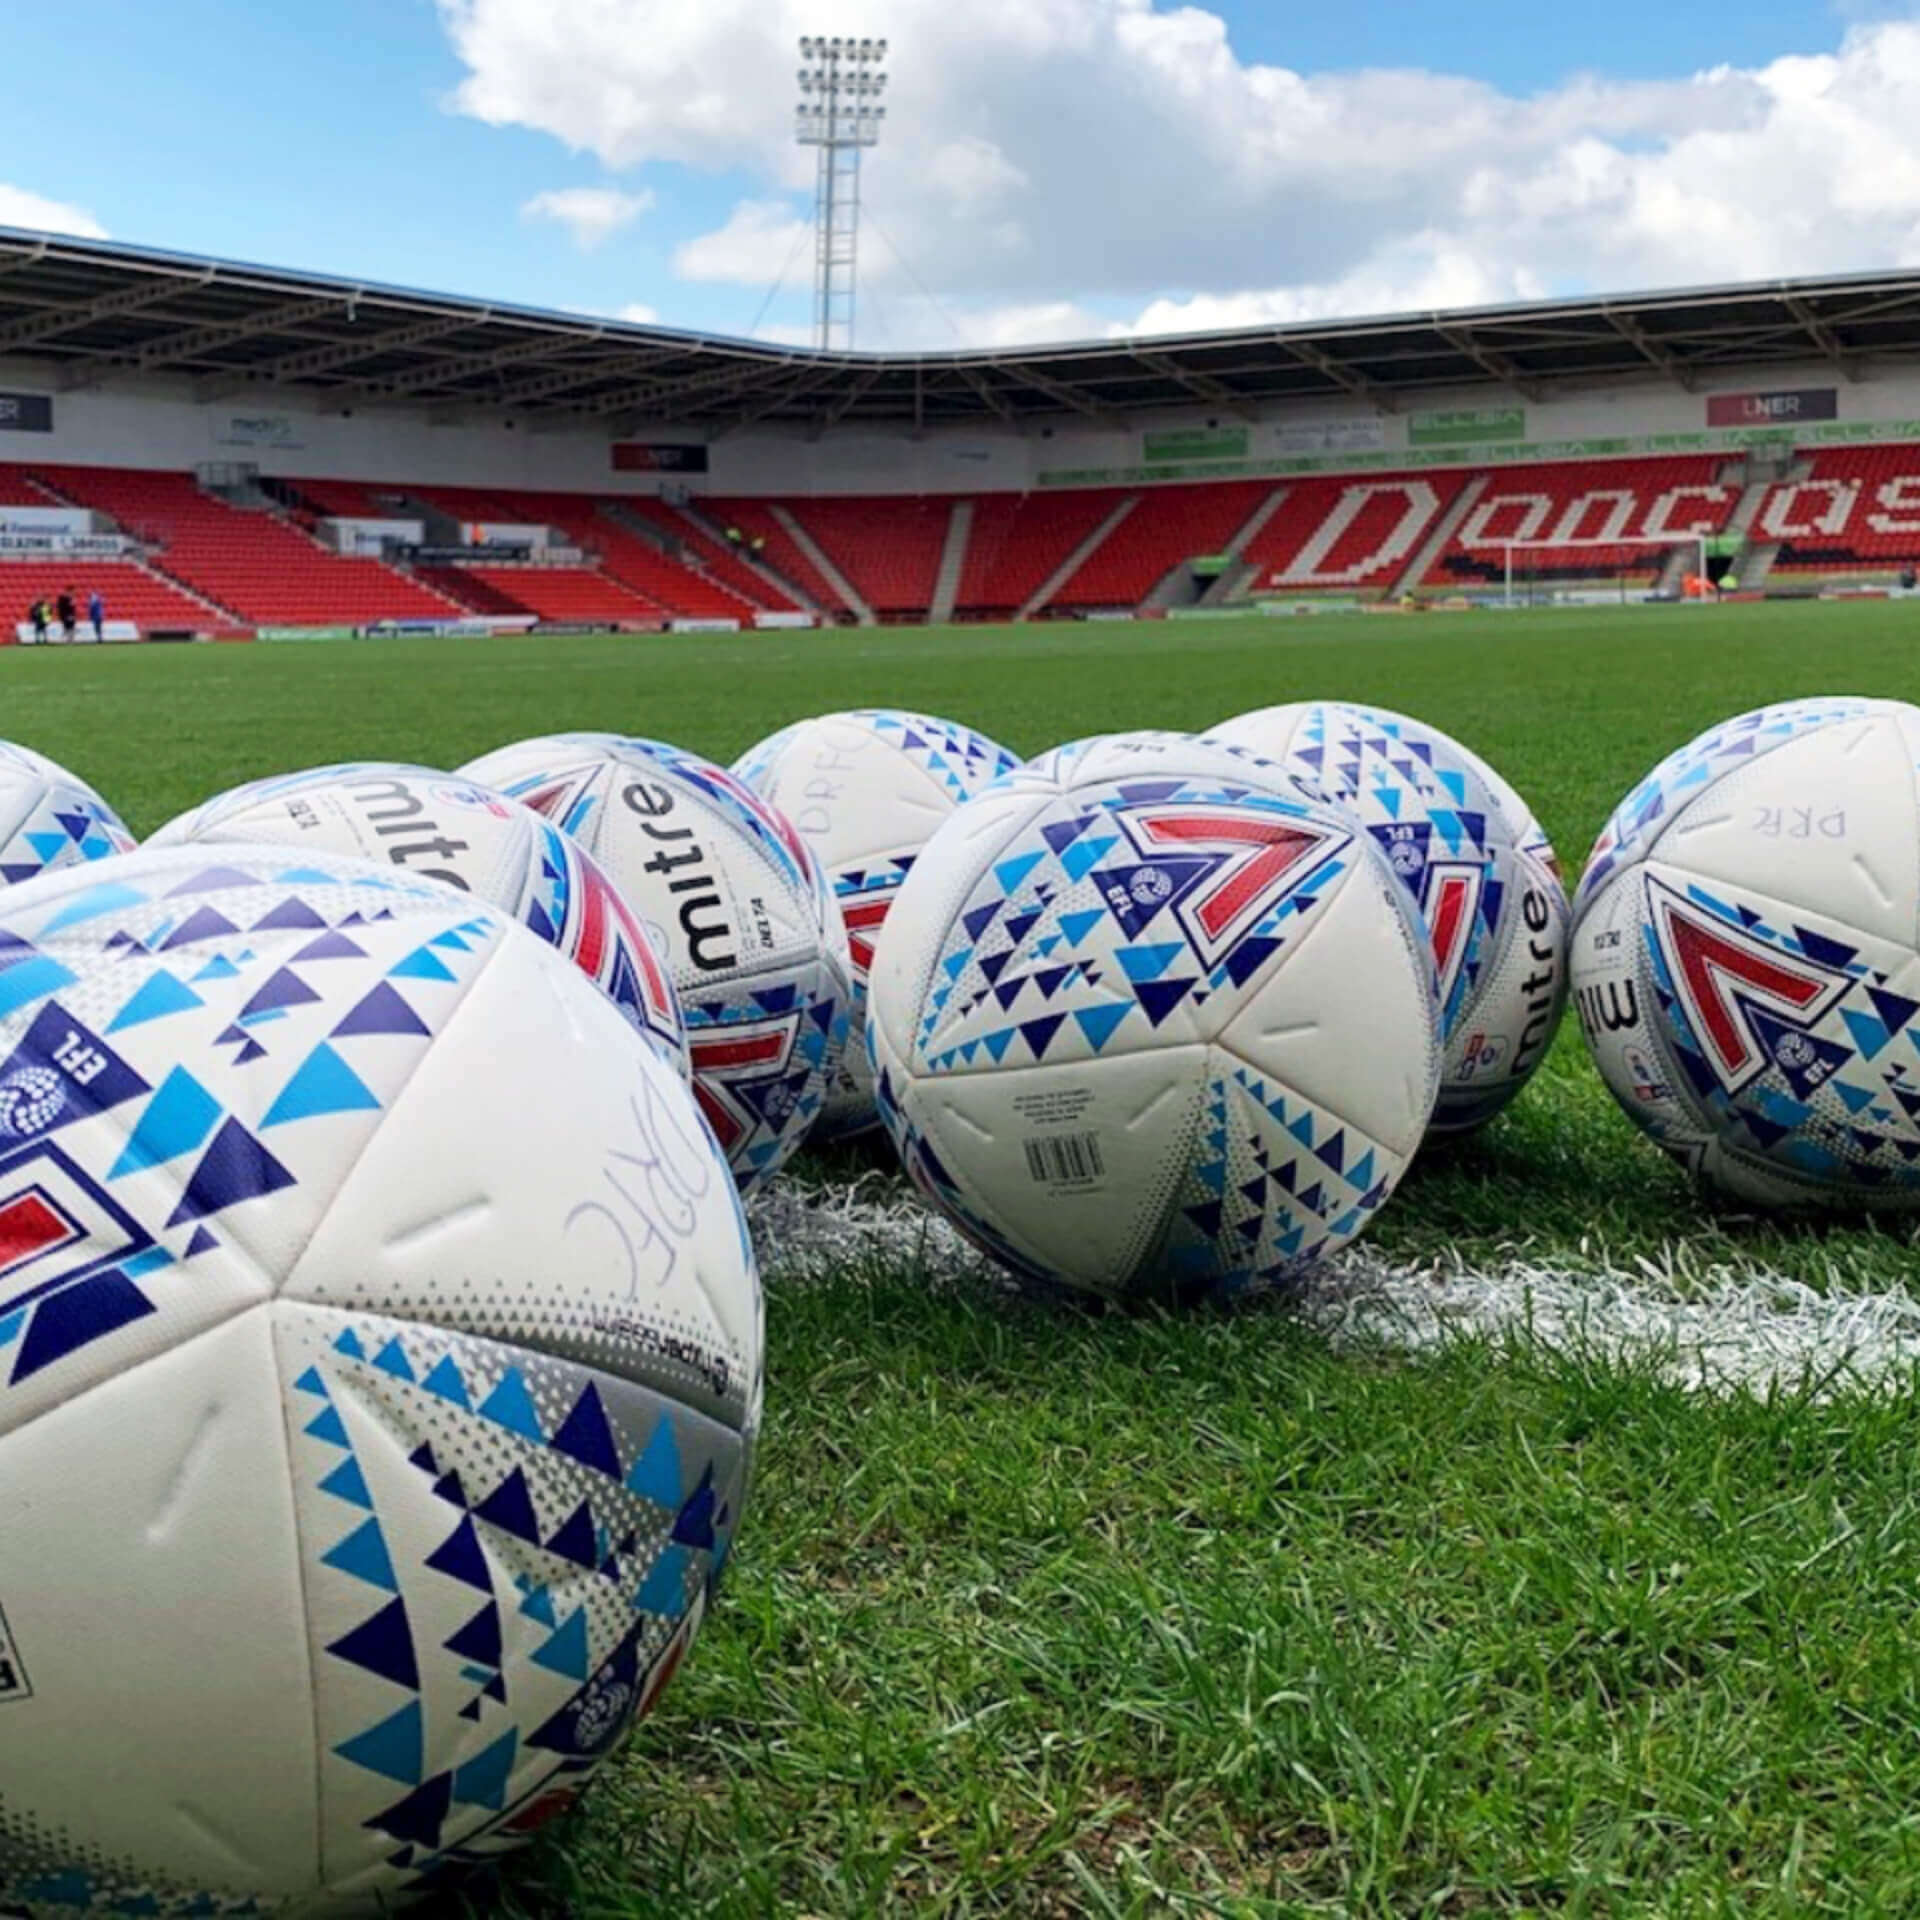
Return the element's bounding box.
[961,901,1002,944]
[365,1773,452,1850]
[160,905,241,950]
[432,1471,469,1509]
[444,1600,503,1669]
[12,1271,155,1380]
[1184,1201,1223,1239]
[295,930,368,962]
[1134,978,1198,1027]
[166,1119,296,1226]
[1794,925,1858,969]
[473,1467,542,1545]
[1019,1013,1066,1057]
[545,1500,601,1568]
[425,1513,493,1590]
[1869,986,1920,1034]
[550,1383,623,1478]
[334,981,431,1039]
[326,1596,419,1691]
[252,898,329,933]
[240,968,322,1021]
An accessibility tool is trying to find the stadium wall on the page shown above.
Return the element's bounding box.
[10,353,1920,500]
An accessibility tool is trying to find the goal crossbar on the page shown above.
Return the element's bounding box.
[1498,534,1709,607]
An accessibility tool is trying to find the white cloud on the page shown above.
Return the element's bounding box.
[0,184,107,240]
[521,185,652,250]
[441,1,1920,345]
[672,200,811,286]
[617,301,660,323]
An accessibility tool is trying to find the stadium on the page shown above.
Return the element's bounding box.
[10,16,1920,1914]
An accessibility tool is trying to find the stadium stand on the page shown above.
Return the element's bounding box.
[619,499,803,613]
[449,566,660,626]
[1757,447,1920,574]
[1239,473,1467,593]
[31,466,459,626]
[954,491,1127,621]
[1424,456,1735,590]
[708,501,851,617]
[1050,480,1272,608]
[405,486,757,622]
[0,560,221,634]
[0,469,57,509]
[774,497,951,622]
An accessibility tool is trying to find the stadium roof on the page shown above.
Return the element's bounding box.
[5,226,1920,433]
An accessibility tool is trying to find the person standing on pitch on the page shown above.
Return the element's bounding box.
[87,585,103,642]
[27,597,46,645]
[55,586,76,644]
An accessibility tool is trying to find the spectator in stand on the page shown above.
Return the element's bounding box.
[27,598,47,645]
[750,533,766,557]
[726,524,744,547]
[87,586,103,642]
[55,587,76,643]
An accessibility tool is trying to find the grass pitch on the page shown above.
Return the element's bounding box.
[18,602,1920,1914]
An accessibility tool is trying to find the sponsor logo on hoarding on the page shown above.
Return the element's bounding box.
[1705,387,1838,427]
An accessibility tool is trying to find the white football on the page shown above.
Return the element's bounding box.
[0,845,758,1915]
[459,734,851,1193]
[867,731,1442,1299]
[0,739,134,882]
[731,709,1020,1139]
[1207,703,1568,1132]
[149,763,687,1080]
[1574,697,1920,1208]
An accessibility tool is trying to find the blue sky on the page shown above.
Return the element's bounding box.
[3,0,1917,348]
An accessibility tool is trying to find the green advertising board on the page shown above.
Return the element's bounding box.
[1408,406,1526,447]
[1142,425,1249,465]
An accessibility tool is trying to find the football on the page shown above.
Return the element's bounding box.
[0,845,758,1913]
[458,734,851,1193]
[1207,702,1568,1132]
[866,730,1442,1300]
[148,763,688,1079]
[0,740,134,882]
[731,709,1020,1138]
[1574,696,1920,1207]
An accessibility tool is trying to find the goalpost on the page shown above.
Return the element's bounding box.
[1499,534,1711,608]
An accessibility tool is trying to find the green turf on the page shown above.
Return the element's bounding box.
[20,603,1920,1914]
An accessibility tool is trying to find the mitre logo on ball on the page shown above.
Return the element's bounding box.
[460,733,851,1192]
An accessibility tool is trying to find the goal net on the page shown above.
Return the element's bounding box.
[1498,535,1711,607]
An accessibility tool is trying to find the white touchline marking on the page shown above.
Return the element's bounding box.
[749,1179,1920,1401]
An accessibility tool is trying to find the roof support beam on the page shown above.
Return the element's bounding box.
[709,365,860,438]
[954,366,1015,423]
[583,357,807,421]
[359,329,602,399]
[58,293,351,391]
[1131,350,1258,421]
[1784,294,1861,380]
[1435,325,1546,402]
[1276,337,1396,411]
[996,362,1125,428]
[481,349,689,411]
[1600,307,1695,390]
[0,242,49,280]
[0,269,213,355]
[194,312,482,400]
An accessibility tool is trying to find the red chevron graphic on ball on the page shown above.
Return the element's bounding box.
[1135,810,1332,947]
[574,851,674,1027]
[1648,880,1850,1092]
[689,1016,801,1152]
[1425,863,1483,1010]
[840,896,894,978]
